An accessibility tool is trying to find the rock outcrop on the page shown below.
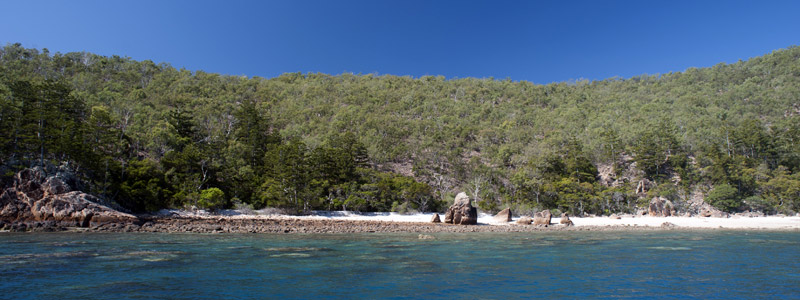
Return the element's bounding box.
[560,213,573,226]
[430,213,441,223]
[648,197,675,217]
[700,209,729,218]
[516,216,532,225]
[493,208,512,223]
[0,166,138,229]
[609,214,621,220]
[443,192,477,225]
[533,210,552,225]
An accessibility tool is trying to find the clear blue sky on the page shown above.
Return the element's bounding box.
[2,0,799,83]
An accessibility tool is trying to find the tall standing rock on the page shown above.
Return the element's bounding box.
[533,210,552,225]
[431,213,441,223]
[493,208,512,223]
[444,192,477,225]
[560,213,574,226]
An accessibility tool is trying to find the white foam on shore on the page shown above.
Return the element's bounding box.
[153,209,800,229]
[273,211,513,225]
[567,215,800,229]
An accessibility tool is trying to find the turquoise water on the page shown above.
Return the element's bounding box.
[1,231,799,299]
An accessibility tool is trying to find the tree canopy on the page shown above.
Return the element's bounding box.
[2,43,799,215]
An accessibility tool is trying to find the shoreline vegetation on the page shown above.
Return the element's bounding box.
[2,44,800,226]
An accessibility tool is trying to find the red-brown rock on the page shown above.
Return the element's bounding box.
[0,166,138,228]
[431,213,441,223]
[444,192,477,225]
[493,208,512,223]
[533,210,552,225]
[560,213,574,226]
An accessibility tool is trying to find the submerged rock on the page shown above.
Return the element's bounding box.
[533,210,552,225]
[493,208,512,223]
[418,234,435,240]
[443,192,477,225]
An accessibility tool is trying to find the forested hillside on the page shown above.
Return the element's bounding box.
[2,43,799,215]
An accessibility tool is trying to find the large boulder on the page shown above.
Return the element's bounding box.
[443,192,477,225]
[533,210,552,225]
[430,213,441,223]
[648,197,675,217]
[493,208,512,223]
[516,216,532,225]
[453,192,471,206]
[560,213,574,226]
[0,166,138,228]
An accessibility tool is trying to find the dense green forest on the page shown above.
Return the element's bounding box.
[1,43,799,215]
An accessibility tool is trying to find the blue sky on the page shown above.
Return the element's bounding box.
[2,0,799,83]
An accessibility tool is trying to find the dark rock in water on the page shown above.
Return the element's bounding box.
[0,166,138,228]
[560,213,574,226]
[516,216,532,225]
[494,208,512,223]
[533,210,552,225]
[648,197,675,217]
[431,213,441,223]
[444,192,477,225]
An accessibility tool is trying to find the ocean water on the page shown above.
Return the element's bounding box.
[1,231,799,299]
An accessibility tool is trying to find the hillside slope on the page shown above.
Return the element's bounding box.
[1,44,799,215]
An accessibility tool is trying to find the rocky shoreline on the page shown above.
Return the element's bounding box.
[3,215,798,234]
[2,166,798,234]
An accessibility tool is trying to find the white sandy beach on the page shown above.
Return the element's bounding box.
[163,209,800,230]
[293,212,800,229]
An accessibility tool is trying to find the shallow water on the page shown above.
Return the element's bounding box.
[1,231,798,299]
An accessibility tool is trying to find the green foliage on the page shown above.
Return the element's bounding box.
[198,187,226,211]
[3,44,800,215]
[632,119,680,181]
[706,184,741,213]
[758,167,800,214]
[118,159,173,212]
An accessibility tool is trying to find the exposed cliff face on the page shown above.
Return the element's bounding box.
[0,166,138,229]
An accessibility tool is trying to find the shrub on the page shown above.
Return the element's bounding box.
[706,184,740,213]
[197,188,226,212]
